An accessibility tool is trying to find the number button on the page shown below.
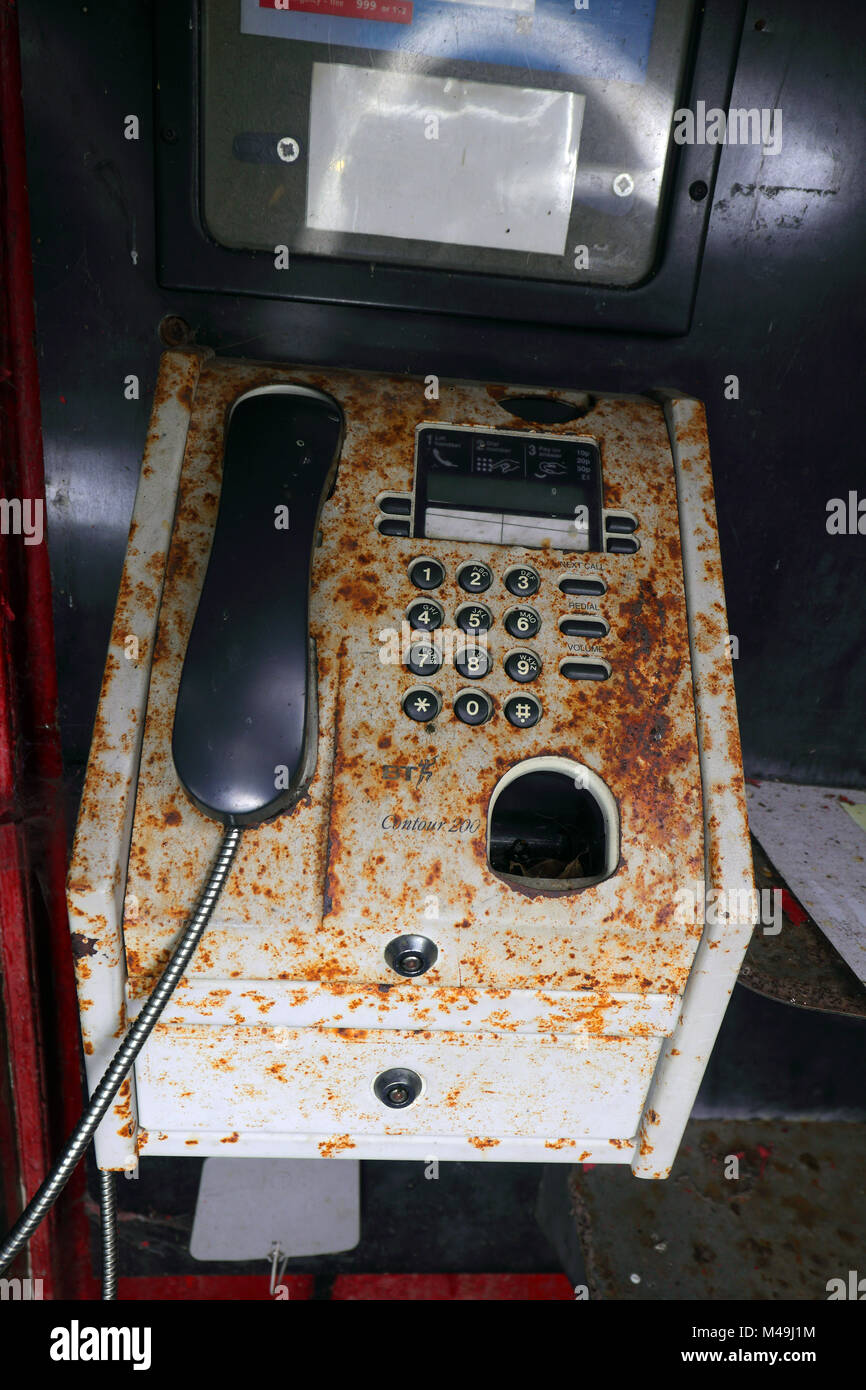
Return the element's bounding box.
[408,558,445,590]
[406,642,442,677]
[406,599,444,632]
[455,647,491,680]
[504,606,540,639]
[504,650,541,683]
[504,694,542,728]
[505,565,540,597]
[457,562,493,594]
[402,687,441,722]
[456,603,493,635]
[454,690,493,726]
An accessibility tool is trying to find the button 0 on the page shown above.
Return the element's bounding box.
[504,650,541,683]
[456,603,493,634]
[408,558,445,590]
[455,647,491,680]
[406,642,442,677]
[559,577,606,596]
[406,599,444,632]
[454,689,493,726]
[504,694,542,728]
[505,565,540,597]
[402,687,441,721]
[606,536,639,555]
[457,561,493,593]
[504,606,540,639]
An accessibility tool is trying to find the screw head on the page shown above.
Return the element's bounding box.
[277,137,300,163]
[612,172,634,198]
[374,1067,422,1109]
[384,934,438,978]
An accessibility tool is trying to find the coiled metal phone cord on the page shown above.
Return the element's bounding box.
[0,824,243,1282]
[100,1170,117,1300]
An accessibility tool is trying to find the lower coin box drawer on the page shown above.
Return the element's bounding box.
[134,1026,662,1142]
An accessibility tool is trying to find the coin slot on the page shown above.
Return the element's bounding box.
[487,756,619,893]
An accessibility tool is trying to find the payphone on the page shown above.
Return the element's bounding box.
[63,349,754,1183]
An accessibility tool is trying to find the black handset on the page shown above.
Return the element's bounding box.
[172,386,344,825]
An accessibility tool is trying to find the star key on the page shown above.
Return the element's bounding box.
[402,687,441,723]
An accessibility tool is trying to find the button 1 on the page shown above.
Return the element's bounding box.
[406,599,444,632]
[505,565,540,597]
[406,642,442,677]
[408,558,445,590]
[455,646,491,680]
[559,577,606,596]
[457,561,493,594]
[402,687,441,721]
[504,650,541,683]
[504,694,542,728]
[504,606,540,639]
[605,513,637,534]
[559,618,609,639]
[560,660,610,681]
[606,536,639,555]
[456,603,493,635]
[454,689,493,726]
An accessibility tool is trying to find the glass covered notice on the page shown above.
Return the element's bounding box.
[201,0,695,286]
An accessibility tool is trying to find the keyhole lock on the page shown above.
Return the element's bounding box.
[374,1068,423,1109]
[384,934,438,977]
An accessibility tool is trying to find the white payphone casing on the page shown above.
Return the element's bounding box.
[67,349,756,1178]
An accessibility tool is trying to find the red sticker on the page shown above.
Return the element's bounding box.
[260,0,413,23]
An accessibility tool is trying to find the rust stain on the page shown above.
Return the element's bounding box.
[318,1134,356,1157]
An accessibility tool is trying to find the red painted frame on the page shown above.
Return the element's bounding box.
[0,0,91,1299]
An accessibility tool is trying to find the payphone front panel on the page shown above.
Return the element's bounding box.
[68,351,754,1177]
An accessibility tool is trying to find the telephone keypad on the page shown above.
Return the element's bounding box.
[402,687,441,722]
[398,552,620,728]
[504,650,541,683]
[454,690,493,726]
[456,603,493,634]
[406,598,444,632]
[455,647,492,680]
[408,558,445,590]
[457,562,493,594]
[504,565,540,597]
[406,642,443,677]
[504,606,540,639]
[504,694,542,728]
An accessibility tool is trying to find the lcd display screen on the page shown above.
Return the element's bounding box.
[413,425,604,552]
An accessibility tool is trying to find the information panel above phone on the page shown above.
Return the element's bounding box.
[202,0,695,287]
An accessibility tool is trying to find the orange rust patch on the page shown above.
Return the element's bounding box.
[318,1134,356,1157]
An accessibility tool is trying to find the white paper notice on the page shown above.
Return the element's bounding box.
[306,63,583,256]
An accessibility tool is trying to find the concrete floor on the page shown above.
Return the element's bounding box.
[562,1118,865,1301]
